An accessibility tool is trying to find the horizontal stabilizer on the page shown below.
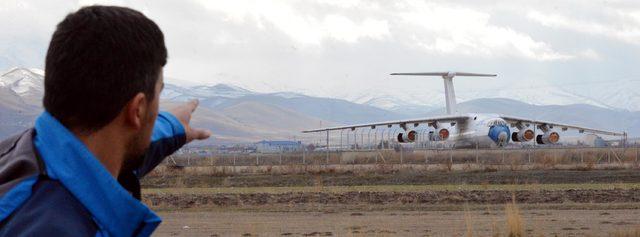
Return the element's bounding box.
[390,72,449,76]
[390,71,496,77]
[454,72,497,77]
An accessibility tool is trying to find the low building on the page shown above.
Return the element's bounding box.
[255,140,302,153]
[580,134,607,147]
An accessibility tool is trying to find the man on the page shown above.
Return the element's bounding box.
[0,6,210,236]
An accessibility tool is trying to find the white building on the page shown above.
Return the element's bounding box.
[255,140,302,153]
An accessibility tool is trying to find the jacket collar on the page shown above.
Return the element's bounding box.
[33,111,160,237]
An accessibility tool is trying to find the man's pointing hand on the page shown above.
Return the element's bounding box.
[168,99,211,143]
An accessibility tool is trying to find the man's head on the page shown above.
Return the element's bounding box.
[44,6,166,161]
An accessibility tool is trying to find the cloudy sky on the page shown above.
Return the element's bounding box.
[1,0,640,99]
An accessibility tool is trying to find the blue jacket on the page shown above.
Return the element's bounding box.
[0,111,186,236]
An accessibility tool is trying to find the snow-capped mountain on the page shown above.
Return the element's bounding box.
[0,68,42,137]
[267,92,306,99]
[161,83,255,100]
[341,79,637,113]
[343,87,441,112]
[0,67,44,106]
[562,81,640,112]
[462,84,616,110]
[5,67,637,113]
[190,84,254,98]
[348,94,435,116]
[161,83,263,109]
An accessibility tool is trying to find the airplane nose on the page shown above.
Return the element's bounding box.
[488,125,510,146]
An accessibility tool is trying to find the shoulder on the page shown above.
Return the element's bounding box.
[0,178,98,237]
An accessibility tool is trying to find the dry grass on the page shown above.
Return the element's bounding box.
[150,161,637,176]
[464,204,474,237]
[445,159,453,172]
[162,147,640,177]
[313,174,323,192]
[171,147,638,167]
[458,199,640,237]
[173,175,185,188]
[611,227,640,237]
[463,197,524,237]
[505,199,524,237]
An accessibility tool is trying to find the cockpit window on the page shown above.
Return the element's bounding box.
[486,119,507,127]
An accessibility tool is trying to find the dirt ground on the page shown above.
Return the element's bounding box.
[144,189,640,209]
[153,209,640,236]
[142,169,640,188]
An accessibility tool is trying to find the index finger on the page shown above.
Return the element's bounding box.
[187,99,199,112]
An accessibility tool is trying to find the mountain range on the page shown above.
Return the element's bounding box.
[339,79,640,113]
[1,67,639,144]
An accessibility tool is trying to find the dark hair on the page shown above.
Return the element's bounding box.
[44,5,167,131]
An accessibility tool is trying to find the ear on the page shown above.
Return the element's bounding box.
[124,92,148,130]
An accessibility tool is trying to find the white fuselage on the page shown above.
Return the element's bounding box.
[421,113,516,148]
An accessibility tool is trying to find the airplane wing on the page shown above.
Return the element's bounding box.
[302,115,468,133]
[500,115,625,137]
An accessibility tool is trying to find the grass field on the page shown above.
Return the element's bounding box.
[145,158,640,236]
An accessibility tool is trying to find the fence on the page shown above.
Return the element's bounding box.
[167,146,640,167]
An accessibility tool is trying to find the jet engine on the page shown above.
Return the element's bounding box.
[512,129,535,142]
[429,128,450,141]
[536,131,560,144]
[397,130,417,143]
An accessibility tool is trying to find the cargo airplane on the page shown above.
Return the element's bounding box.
[303,72,625,148]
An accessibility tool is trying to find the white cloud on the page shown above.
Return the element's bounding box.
[1,0,638,99]
[397,1,573,61]
[528,9,640,45]
[78,0,124,6]
[323,15,389,43]
[578,49,602,61]
[196,0,389,46]
[194,0,573,61]
[314,0,364,9]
